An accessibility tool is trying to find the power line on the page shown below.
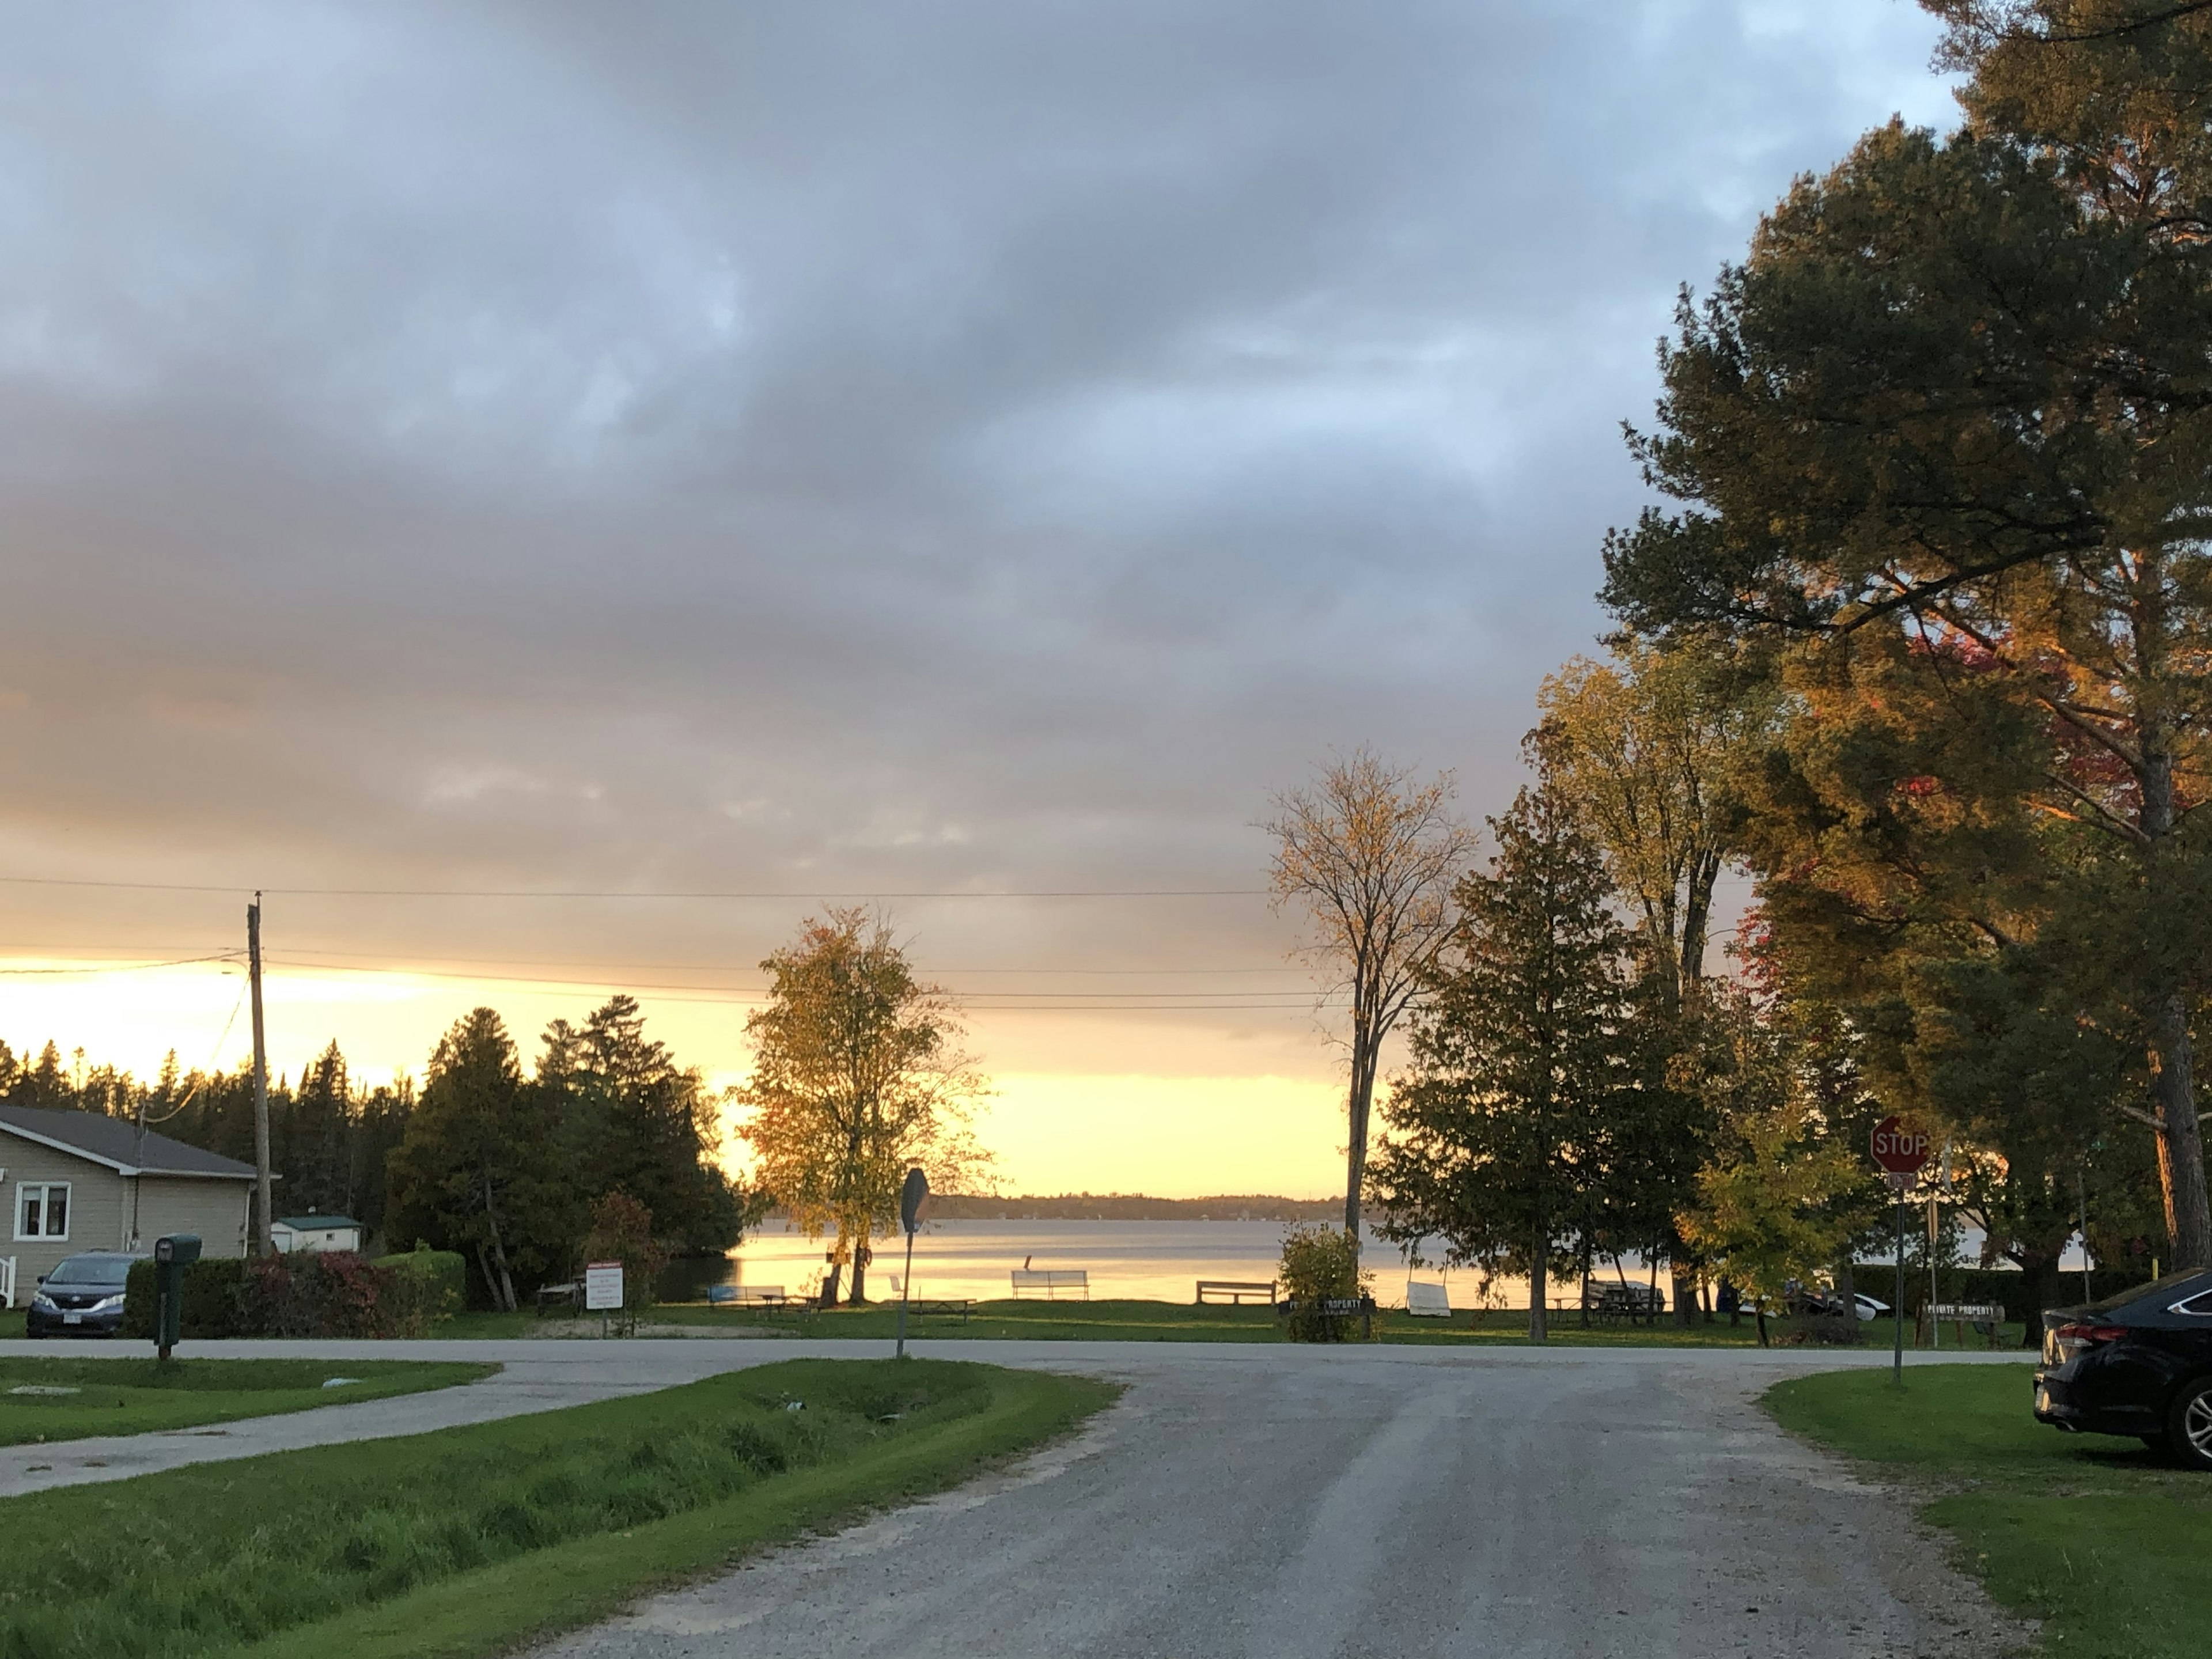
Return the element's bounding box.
[260,955,1337,1006]
[0,950,243,977]
[0,873,1267,900]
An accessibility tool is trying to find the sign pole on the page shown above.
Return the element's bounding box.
[896,1166,929,1361]
[1893,1180,1907,1384]
[1869,1115,1931,1385]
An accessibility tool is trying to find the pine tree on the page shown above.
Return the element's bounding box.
[1369,768,1639,1342]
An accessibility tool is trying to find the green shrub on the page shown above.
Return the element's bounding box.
[380,1249,465,1330]
[1279,1223,1374,1342]
[122,1251,463,1342]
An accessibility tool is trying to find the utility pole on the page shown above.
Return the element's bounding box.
[248,893,272,1257]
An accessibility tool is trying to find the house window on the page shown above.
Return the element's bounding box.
[15,1182,69,1241]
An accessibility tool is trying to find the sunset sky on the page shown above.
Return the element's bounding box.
[0,3,1955,1198]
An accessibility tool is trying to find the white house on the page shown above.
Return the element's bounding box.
[1,1104,258,1305]
[271,1214,363,1254]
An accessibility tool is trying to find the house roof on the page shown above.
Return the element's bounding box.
[276,1215,362,1232]
[0,1105,259,1180]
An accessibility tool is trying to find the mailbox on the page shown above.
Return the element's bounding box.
[152,1234,202,1359]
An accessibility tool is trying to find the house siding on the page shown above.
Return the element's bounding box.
[0,1131,253,1297]
[1,1136,128,1288]
[132,1176,253,1260]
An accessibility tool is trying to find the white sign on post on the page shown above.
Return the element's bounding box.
[585,1260,624,1313]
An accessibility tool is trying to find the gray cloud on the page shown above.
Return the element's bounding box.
[0,1,1953,1049]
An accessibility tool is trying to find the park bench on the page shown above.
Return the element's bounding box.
[707,1285,795,1313]
[1010,1268,1088,1300]
[535,1279,580,1316]
[1195,1279,1276,1306]
[900,1298,975,1324]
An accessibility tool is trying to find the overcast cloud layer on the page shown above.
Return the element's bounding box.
[0,2,1956,1082]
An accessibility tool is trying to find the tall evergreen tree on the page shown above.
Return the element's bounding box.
[1369,770,1640,1342]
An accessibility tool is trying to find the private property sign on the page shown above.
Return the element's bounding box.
[584,1260,624,1312]
[1870,1116,1932,1177]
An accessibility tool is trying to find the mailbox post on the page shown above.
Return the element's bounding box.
[153,1234,202,1361]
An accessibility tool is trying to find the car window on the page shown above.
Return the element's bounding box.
[2173,1290,2212,1317]
[2086,1270,2212,1314]
[48,1256,131,1288]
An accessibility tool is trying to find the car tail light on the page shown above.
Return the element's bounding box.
[2047,1322,2127,1362]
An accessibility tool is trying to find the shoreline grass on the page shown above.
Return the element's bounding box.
[0,1357,1115,1659]
[0,1356,495,1445]
[1765,1362,2212,1658]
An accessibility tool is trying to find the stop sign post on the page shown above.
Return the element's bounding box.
[1871,1116,1931,1381]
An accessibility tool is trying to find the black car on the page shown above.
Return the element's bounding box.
[25,1251,141,1338]
[2034,1268,2212,1469]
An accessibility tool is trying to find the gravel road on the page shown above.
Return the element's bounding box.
[505,1342,2029,1659]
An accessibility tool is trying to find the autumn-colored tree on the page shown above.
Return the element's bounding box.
[738,910,990,1305]
[1266,749,1476,1252]
[1601,10,2212,1264]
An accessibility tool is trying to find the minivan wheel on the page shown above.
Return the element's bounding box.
[2168,1378,2212,1472]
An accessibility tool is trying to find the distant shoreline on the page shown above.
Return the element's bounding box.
[768,1194,1353,1223]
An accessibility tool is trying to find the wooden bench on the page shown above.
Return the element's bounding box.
[535,1280,580,1316]
[1195,1279,1277,1306]
[1010,1268,1088,1300]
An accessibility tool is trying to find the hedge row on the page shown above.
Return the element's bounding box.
[122,1248,465,1340]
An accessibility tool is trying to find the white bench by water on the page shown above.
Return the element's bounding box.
[1011,1268,1089,1300]
[1405,1281,1451,1317]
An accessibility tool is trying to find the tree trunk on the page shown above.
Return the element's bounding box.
[1528,1241,1548,1344]
[1343,1038,1376,1255]
[1834,1257,1859,1347]
[2149,991,2212,1269]
[1680,846,1721,1003]
[2014,1245,2063,1351]
[480,1166,518,1313]
[1672,1262,1696,1330]
[848,1240,870,1305]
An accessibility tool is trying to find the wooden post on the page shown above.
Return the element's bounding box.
[248,894,272,1257]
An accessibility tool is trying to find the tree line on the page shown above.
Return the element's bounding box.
[1274,1,2209,1337]
[0,994,757,1309]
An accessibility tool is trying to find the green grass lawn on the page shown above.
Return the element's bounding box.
[1766,1363,2212,1657]
[0,1309,22,1340]
[0,1356,1113,1659]
[0,1356,496,1447]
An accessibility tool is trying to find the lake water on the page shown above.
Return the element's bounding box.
[664,1219,1526,1309]
[657,1216,2076,1311]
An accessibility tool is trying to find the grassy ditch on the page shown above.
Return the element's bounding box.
[463,1295,1803,1346]
[1766,1363,2212,1658]
[0,1357,1115,1659]
[0,1357,494,1446]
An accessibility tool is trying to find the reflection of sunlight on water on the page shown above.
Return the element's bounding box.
[660,1219,1577,1309]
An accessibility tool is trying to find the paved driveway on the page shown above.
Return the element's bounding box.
[0,1338,2028,1656]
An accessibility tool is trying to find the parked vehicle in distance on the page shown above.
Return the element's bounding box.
[25,1251,141,1339]
[1852,1293,1889,1323]
[2035,1269,2212,1470]
[1787,1286,1887,1321]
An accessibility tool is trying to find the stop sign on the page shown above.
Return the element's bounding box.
[1870,1116,1931,1175]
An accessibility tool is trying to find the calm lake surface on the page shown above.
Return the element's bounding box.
[666,1219,1525,1309]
